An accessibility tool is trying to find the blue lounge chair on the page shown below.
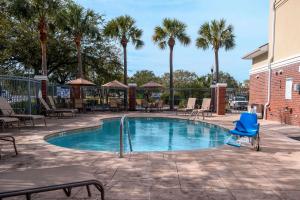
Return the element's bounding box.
[228,113,260,151]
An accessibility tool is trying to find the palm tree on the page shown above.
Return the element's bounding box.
[58,3,101,78]
[196,19,235,83]
[152,18,191,110]
[104,15,144,85]
[9,0,61,97]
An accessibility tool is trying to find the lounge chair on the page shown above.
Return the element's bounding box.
[47,96,78,116]
[39,97,76,117]
[190,98,211,120]
[0,134,18,159]
[109,98,123,112]
[177,98,196,115]
[0,117,19,130]
[141,99,149,112]
[0,97,46,127]
[148,100,164,112]
[74,98,84,112]
[47,96,58,109]
[157,100,164,111]
[227,112,260,151]
[0,165,104,200]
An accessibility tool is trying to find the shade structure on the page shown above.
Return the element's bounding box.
[66,78,95,101]
[141,81,163,89]
[66,78,95,86]
[102,80,128,89]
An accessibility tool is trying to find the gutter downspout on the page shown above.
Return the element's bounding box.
[264,1,276,120]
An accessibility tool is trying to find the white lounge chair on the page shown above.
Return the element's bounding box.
[47,96,77,116]
[0,117,19,130]
[190,98,212,120]
[177,98,196,115]
[39,97,76,118]
[0,97,46,127]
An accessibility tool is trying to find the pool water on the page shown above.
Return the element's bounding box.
[46,117,230,152]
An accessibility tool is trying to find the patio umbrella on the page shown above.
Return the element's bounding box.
[102,80,128,109]
[66,78,95,86]
[66,78,95,102]
[141,81,163,89]
[141,81,164,104]
[102,80,128,89]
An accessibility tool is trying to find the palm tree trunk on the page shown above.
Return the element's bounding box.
[41,41,47,76]
[214,49,219,83]
[123,45,127,85]
[39,16,48,99]
[40,41,47,99]
[75,38,83,78]
[122,42,128,110]
[169,45,174,110]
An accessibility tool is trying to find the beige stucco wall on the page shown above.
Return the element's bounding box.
[268,0,275,61]
[273,0,300,61]
[252,52,269,68]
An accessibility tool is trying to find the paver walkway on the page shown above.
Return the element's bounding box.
[1,112,300,200]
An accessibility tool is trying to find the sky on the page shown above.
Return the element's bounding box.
[75,0,269,82]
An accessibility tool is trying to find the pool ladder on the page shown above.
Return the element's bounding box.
[119,115,133,158]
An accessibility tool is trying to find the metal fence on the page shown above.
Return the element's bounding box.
[0,75,41,114]
[135,87,211,109]
[47,84,109,109]
[226,87,249,113]
[0,75,249,113]
[135,87,249,112]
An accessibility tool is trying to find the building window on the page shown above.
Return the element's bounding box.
[285,78,293,100]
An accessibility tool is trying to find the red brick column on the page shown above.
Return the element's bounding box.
[41,80,47,99]
[216,83,227,115]
[210,85,216,113]
[35,75,48,100]
[70,85,81,109]
[128,83,137,111]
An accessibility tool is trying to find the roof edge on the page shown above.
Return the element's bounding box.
[242,43,269,60]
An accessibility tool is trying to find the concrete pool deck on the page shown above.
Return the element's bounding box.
[1,112,300,200]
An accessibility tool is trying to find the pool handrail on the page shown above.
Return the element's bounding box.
[120,114,133,158]
[126,118,133,152]
[120,115,125,158]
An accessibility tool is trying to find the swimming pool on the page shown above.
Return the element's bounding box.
[46,117,230,152]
